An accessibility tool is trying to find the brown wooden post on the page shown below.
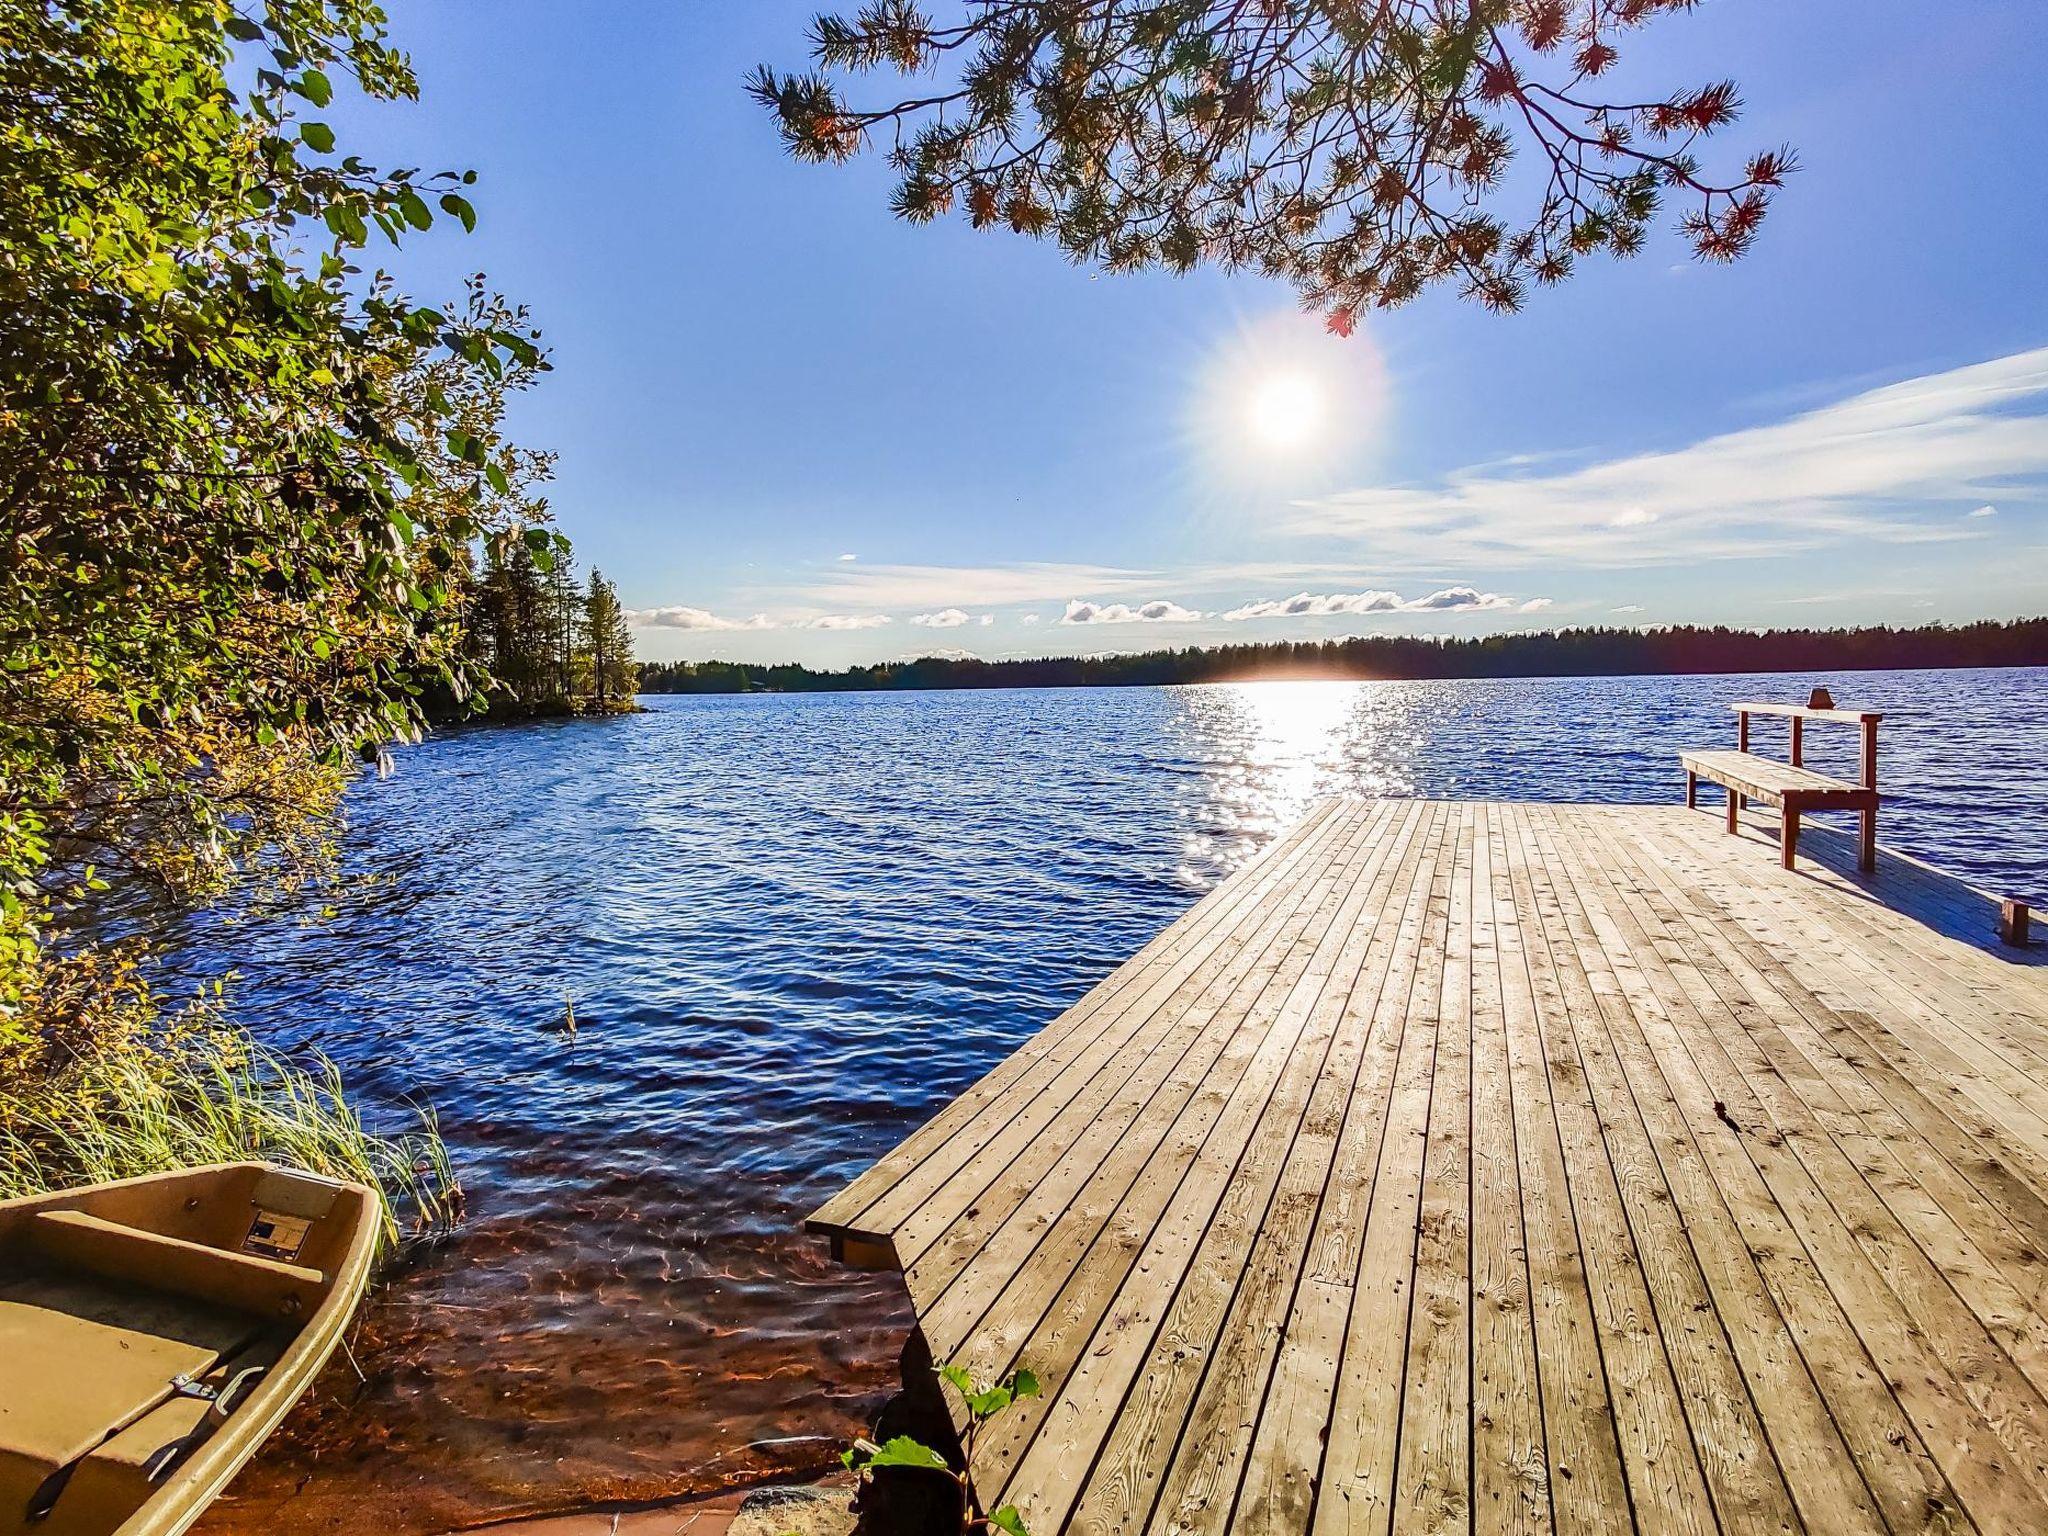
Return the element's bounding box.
[1859,717,1878,872]
[1781,805,1800,869]
[1686,770,1697,809]
[1734,709,1748,816]
[1789,716,1804,767]
[2001,899,2032,947]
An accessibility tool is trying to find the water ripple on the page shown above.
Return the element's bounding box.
[181,668,2048,1534]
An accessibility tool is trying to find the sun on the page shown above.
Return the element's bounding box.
[1245,371,1325,453]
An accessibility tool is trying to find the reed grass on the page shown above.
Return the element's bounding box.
[0,1029,464,1257]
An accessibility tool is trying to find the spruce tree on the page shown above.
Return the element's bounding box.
[542,546,581,700]
[582,570,637,710]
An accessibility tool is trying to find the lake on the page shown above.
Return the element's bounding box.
[182,668,2048,1533]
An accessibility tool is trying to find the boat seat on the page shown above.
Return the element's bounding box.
[24,1209,327,1320]
[0,1266,259,1524]
[32,1333,290,1536]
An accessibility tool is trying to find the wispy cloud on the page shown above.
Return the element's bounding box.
[796,561,1164,609]
[796,613,892,630]
[1612,604,1646,614]
[1288,347,2048,568]
[911,608,972,628]
[837,552,858,560]
[1969,504,1999,518]
[1060,598,1204,625]
[630,606,776,631]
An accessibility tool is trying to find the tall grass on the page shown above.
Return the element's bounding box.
[0,1030,464,1257]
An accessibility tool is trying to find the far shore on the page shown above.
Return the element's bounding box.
[634,615,2048,697]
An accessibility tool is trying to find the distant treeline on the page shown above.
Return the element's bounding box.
[635,617,2048,695]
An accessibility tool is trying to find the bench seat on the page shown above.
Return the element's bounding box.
[1681,748,1878,871]
[1679,749,1877,809]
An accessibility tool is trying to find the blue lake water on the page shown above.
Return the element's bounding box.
[182,668,2048,1532]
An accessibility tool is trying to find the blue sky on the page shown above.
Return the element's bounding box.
[334,2,2048,665]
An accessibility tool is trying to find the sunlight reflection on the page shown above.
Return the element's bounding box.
[1171,679,1418,881]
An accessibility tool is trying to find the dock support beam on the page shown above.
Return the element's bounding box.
[2002,899,2032,948]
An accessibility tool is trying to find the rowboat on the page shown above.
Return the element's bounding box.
[0,1163,377,1536]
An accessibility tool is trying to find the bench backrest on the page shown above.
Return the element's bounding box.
[1730,700,1882,789]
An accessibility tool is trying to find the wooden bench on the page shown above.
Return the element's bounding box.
[1681,699,1880,872]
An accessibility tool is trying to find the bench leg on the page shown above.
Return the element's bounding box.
[1686,771,1697,810]
[1725,786,1739,834]
[1782,806,1800,869]
[1859,808,1876,873]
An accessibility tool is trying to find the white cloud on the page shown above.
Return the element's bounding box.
[1223,586,1518,619]
[907,646,978,662]
[911,608,972,628]
[978,614,995,626]
[1019,613,1042,626]
[1222,590,1404,622]
[795,613,892,631]
[1969,504,1999,518]
[837,552,858,560]
[1060,598,1205,625]
[1519,597,1555,612]
[1289,346,2048,567]
[1402,586,1514,612]
[629,606,777,632]
[1612,604,1646,614]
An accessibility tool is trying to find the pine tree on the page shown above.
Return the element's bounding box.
[582,569,637,710]
[752,2,1793,319]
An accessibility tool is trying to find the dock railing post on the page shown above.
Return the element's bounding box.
[2001,899,2031,947]
[1859,717,1878,873]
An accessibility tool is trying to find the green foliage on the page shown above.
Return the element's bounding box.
[0,953,461,1257]
[753,1,1794,317]
[842,1435,951,1474]
[0,0,553,1047]
[838,1363,1042,1535]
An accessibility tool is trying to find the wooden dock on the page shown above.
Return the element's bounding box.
[808,799,2048,1536]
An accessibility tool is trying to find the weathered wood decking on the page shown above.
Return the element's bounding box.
[809,799,2048,1536]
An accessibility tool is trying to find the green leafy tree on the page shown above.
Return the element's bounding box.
[0,0,549,1049]
[752,0,1792,320]
[582,569,637,710]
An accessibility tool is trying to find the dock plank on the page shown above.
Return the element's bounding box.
[807,799,2048,1535]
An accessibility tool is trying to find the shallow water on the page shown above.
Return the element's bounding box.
[178,669,2047,1533]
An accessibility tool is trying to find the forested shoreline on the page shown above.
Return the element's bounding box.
[636,617,2048,695]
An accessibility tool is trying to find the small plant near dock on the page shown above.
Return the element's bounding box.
[836,1363,1041,1535]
